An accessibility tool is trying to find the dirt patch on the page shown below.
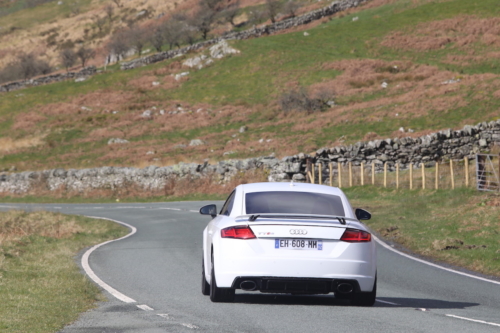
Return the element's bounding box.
[382,16,500,52]
[0,135,46,152]
[11,112,47,131]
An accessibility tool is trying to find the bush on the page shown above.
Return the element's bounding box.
[279,87,335,114]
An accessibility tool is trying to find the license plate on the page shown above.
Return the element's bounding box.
[275,239,323,250]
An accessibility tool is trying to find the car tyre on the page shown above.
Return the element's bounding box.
[351,276,377,306]
[201,258,210,296]
[209,265,235,302]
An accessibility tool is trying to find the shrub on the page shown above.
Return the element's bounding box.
[279,87,335,114]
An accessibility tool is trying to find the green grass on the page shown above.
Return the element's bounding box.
[0,0,94,31]
[345,186,500,277]
[0,211,128,333]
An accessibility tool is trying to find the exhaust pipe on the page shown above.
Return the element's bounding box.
[240,280,257,291]
[337,283,354,294]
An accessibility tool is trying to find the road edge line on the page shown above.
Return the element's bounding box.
[82,216,137,303]
[373,235,500,286]
[445,314,500,327]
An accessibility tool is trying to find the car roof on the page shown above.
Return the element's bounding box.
[238,182,345,196]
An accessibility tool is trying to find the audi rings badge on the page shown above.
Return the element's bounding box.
[289,229,307,235]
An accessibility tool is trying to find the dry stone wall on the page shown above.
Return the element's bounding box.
[1,120,500,194]
[0,67,96,93]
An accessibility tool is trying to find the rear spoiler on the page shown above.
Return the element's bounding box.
[235,214,358,225]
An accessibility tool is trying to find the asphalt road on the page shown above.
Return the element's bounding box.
[2,202,500,333]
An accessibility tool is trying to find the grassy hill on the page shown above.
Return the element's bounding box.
[1,0,500,172]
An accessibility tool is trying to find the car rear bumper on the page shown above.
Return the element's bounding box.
[231,276,365,295]
[213,240,376,292]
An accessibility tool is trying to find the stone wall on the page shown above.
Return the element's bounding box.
[120,0,369,70]
[1,120,499,194]
[0,67,96,93]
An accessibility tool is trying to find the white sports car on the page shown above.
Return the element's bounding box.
[200,182,377,306]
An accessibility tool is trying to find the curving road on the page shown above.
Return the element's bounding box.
[1,202,499,333]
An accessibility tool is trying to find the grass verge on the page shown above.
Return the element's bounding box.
[345,186,500,278]
[0,210,128,333]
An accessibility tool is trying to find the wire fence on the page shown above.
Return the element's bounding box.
[306,155,499,191]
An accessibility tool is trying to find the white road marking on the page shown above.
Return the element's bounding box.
[54,206,62,209]
[137,304,154,311]
[113,206,146,209]
[82,216,137,303]
[157,314,170,319]
[373,235,500,286]
[376,299,399,305]
[181,323,199,329]
[190,210,198,213]
[446,314,500,327]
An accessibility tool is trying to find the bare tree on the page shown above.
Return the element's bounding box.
[265,0,281,23]
[283,0,301,18]
[76,46,95,68]
[59,48,77,72]
[150,27,165,52]
[181,26,198,45]
[219,0,240,26]
[16,53,52,80]
[127,25,147,55]
[248,9,265,25]
[108,30,131,60]
[0,53,52,83]
[105,4,114,22]
[164,19,186,49]
[189,6,216,40]
[111,0,122,8]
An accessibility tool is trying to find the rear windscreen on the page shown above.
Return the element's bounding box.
[245,191,345,216]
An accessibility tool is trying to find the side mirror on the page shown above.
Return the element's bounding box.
[200,204,217,218]
[355,208,371,221]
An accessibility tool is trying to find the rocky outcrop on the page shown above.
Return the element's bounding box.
[0,67,96,93]
[120,0,370,70]
[1,120,500,194]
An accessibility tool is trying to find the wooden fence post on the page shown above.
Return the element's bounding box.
[319,163,323,185]
[422,163,425,189]
[371,162,375,185]
[348,162,352,187]
[465,157,469,187]
[384,163,387,188]
[329,163,333,187]
[396,163,399,189]
[435,162,439,190]
[361,162,365,186]
[338,163,342,188]
[306,158,312,183]
[410,165,413,190]
[450,159,455,190]
[311,164,315,184]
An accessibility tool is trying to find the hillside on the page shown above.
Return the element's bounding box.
[1,0,500,172]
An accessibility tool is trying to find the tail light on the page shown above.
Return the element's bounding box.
[340,228,371,242]
[221,226,256,239]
